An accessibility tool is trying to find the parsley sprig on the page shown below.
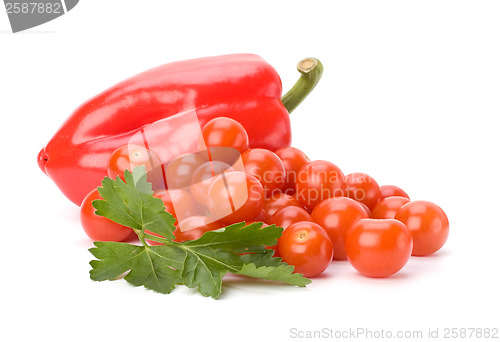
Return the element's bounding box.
[88,166,311,298]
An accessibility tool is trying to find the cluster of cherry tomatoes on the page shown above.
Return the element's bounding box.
[80,117,449,279]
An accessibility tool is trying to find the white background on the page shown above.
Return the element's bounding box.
[1,1,499,341]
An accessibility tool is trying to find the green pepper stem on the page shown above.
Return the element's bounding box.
[281,58,324,114]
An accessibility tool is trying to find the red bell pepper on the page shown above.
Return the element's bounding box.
[37,54,323,205]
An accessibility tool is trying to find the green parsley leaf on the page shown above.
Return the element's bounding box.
[92,166,176,241]
[238,263,311,287]
[89,167,311,299]
[90,242,185,294]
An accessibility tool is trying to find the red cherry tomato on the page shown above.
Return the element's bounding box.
[394,201,449,256]
[80,188,134,242]
[275,147,310,194]
[346,172,382,210]
[270,206,313,229]
[200,117,249,164]
[345,218,413,278]
[190,161,233,206]
[107,144,164,189]
[165,152,208,190]
[380,185,410,200]
[278,221,333,277]
[201,117,249,154]
[207,171,265,224]
[372,196,411,219]
[311,197,369,260]
[262,191,303,217]
[153,189,203,221]
[241,148,286,197]
[295,160,346,211]
[107,144,162,180]
[174,215,224,242]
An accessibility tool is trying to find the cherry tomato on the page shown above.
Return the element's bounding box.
[80,188,134,242]
[311,197,369,260]
[200,117,249,164]
[345,219,413,278]
[394,201,449,256]
[372,196,411,219]
[174,216,224,242]
[165,152,207,190]
[241,148,285,196]
[295,160,346,211]
[207,171,265,224]
[275,147,310,194]
[107,144,162,179]
[153,189,203,221]
[107,144,164,189]
[190,160,233,206]
[270,206,312,229]
[278,221,333,277]
[380,185,410,200]
[262,191,303,217]
[346,172,382,210]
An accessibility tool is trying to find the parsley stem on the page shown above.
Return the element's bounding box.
[135,229,149,246]
[141,232,173,246]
